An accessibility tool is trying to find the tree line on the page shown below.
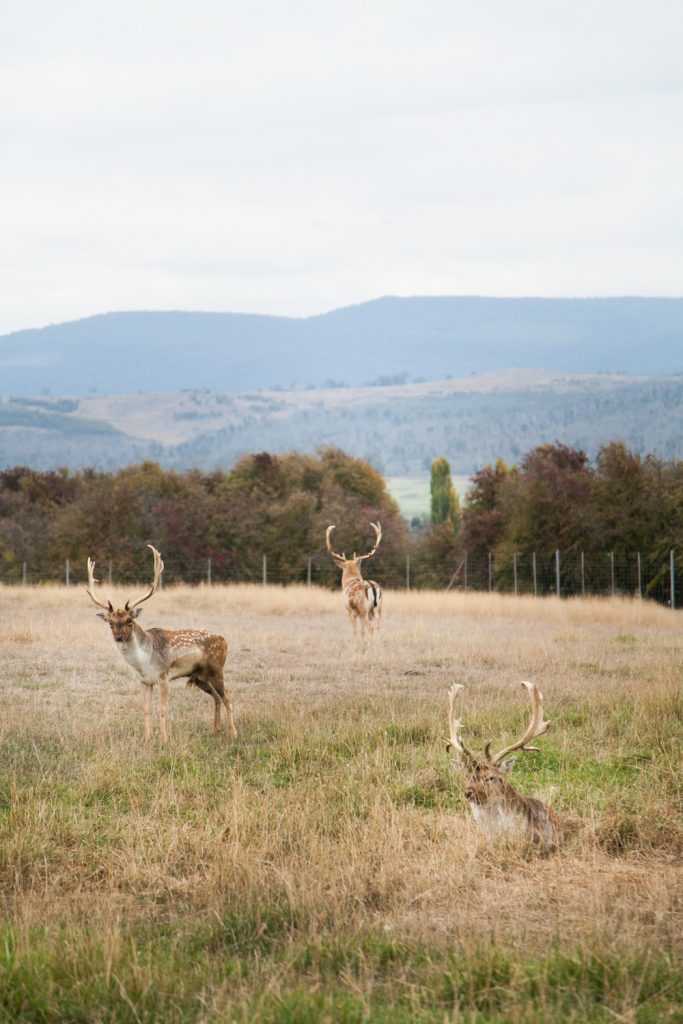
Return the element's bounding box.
[0,449,406,587]
[439,440,683,600]
[0,441,681,600]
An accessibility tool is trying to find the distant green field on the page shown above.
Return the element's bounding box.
[387,475,471,520]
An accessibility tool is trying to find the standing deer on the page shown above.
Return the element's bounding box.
[85,545,236,744]
[446,681,560,853]
[325,521,383,638]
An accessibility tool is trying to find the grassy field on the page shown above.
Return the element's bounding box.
[0,585,681,1022]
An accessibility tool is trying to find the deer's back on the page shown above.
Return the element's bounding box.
[522,796,560,852]
[148,628,227,673]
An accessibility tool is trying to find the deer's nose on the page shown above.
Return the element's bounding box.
[464,789,474,800]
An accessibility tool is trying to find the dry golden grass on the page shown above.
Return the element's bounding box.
[0,584,681,1022]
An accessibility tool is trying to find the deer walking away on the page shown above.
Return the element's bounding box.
[446,680,561,853]
[326,521,383,638]
[86,545,236,743]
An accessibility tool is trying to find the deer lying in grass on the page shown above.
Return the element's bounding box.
[446,681,560,853]
[326,521,383,638]
[86,545,236,744]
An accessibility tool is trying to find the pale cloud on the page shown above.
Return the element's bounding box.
[1,0,682,332]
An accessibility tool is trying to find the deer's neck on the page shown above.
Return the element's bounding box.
[498,778,529,812]
[471,780,558,851]
[472,778,527,824]
[341,566,362,588]
[470,782,528,839]
[117,623,160,681]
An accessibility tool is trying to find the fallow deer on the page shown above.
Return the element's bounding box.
[325,521,383,638]
[85,545,236,744]
[446,681,561,853]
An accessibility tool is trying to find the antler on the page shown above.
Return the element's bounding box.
[446,684,477,762]
[355,521,382,562]
[126,545,165,610]
[325,525,346,564]
[85,557,112,612]
[486,681,550,765]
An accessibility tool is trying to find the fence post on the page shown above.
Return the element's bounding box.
[610,551,615,597]
[513,552,518,596]
[488,552,493,592]
[555,549,560,598]
[671,549,676,610]
[581,551,585,598]
[262,554,267,587]
[463,550,468,592]
[65,559,70,586]
[207,558,212,586]
[532,552,537,596]
[307,556,312,587]
[406,554,410,591]
[636,552,642,598]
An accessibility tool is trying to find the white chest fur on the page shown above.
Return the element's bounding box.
[469,802,524,838]
[118,634,159,683]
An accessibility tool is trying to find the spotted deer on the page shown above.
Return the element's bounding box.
[446,681,561,853]
[86,545,236,743]
[325,521,383,638]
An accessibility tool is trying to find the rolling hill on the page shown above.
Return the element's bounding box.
[1,296,682,397]
[1,369,681,477]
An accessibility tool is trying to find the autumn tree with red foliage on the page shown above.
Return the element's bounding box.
[0,449,406,586]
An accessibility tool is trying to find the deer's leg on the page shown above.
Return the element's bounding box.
[158,676,170,744]
[202,672,237,740]
[140,682,152,743]
[215,675,237,740]
[222,694,237,740]
[188,676,222,736]
[226,694,237,739]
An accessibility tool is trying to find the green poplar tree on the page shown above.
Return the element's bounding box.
[430,456,461,530]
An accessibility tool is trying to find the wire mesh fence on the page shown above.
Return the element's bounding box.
[1,549,679,607]
[457,550,679,606]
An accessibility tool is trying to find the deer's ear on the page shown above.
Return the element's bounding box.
[499,757,516,773]
[96,612,109,622]
[131,607,143,619]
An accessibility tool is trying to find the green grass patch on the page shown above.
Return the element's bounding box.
[0,923,679,1024]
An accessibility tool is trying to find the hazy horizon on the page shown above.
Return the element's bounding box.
[3,1,682,334]
[3,291,683,340]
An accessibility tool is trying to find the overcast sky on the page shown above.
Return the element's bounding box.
[2,0,682,334]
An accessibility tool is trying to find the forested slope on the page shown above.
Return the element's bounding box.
[1,371,681,474]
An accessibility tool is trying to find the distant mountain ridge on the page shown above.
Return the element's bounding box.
[1,296,682,396]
